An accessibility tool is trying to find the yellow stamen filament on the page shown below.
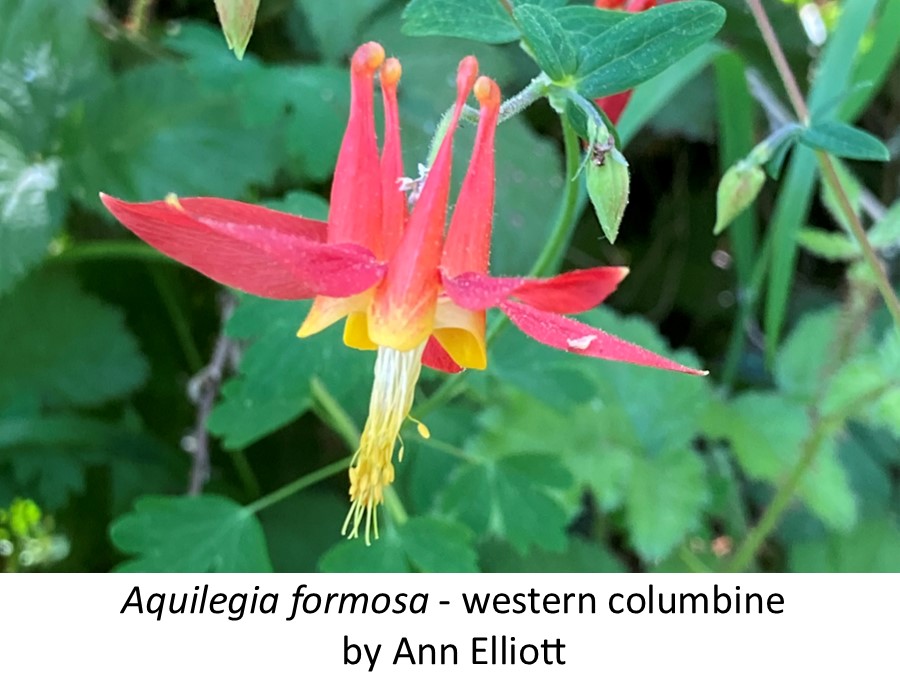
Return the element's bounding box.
[342,343,425,545]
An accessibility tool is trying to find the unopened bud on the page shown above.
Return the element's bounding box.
[714,161,765,235]
[214,0,260,60]
[587,146,630,244]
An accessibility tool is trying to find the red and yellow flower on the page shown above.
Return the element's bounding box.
[102,42,703,544]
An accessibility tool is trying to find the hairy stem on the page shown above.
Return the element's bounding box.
[746,0,900,333]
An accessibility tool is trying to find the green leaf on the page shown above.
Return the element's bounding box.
[0,273,148,408]
[797,228,860,262]
[295,0,391,62]
[789,519,900,572]
[110,495,273,572]
[514,5,577,81]
[617,41,722,146]
[68,63,278,204]
[402,0,519,44]
[819,158,861,232]
[440,452,572,555]
[480,537,626,573]
[319,516,478,572]
[208,296,373,449]
[801,121,889,161]
[574,1,725,98]
[775,308,843,402]
[0,135,61,294]
[625,447,708,561]
[552,6,629,54]
[214,0,260,59]
[705,394,858,531]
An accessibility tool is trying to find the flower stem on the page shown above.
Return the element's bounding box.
[745,0,900,333]
[54,240,173,264]
[246,457,350,514]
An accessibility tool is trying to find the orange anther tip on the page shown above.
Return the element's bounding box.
[456,56,479,94]
[474,76,500,108]
[382,57,402,86]
[352,42,385,74]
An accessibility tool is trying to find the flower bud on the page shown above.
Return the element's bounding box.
[587,146,630,244]
[714,161,765,235]
[214,0,260,60]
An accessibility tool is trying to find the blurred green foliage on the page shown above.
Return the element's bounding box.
[0,0,898,573]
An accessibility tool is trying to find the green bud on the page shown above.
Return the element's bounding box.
[714,161,766,235]
[586,146,630,244]
[214,0,260,60]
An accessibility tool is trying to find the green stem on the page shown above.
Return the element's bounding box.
[54,240,173,265]
[229,451,261,500]
[384,487,409,525]
[726,423,827,572]
[149,266,204,372]
[745,0,900,335]
[246,457,350,514]
[818,154,900,331]
[310,377,360,449]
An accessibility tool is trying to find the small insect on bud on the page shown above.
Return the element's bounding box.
[214,0,260,60]
[586,140,630,244]
[714,161,766,235]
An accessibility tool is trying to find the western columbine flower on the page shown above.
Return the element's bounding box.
[101,42,704,544]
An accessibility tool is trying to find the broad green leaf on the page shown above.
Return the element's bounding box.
[617,41,722,146]
[319,516,478,572]
[625,446,708,561]
[110,495,273,572]
[797,228,860,262]
[0,273,148,408]
[775,308,844,402]
[440,452,572,555]
[0,0,107,154]
[514,5,577,81]
[480,537,626,573]
[0,135,61,294]
[574,1,725,98]
[295,0,391,61]
[801,121,889,161]
[207,296,373,449]
[214,0,260,59]
[402,0,518,43]
[552,6,629,53]
[789,518,900,572]
[705,394,858,531]
[0,0,104,292]
[68,63,278,204]
[259,490,350,572]
[10,450,85,510]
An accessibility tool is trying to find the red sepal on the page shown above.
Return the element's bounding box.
[500,300,706,375]
[101,195,384,300]
[441,267,628,314]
